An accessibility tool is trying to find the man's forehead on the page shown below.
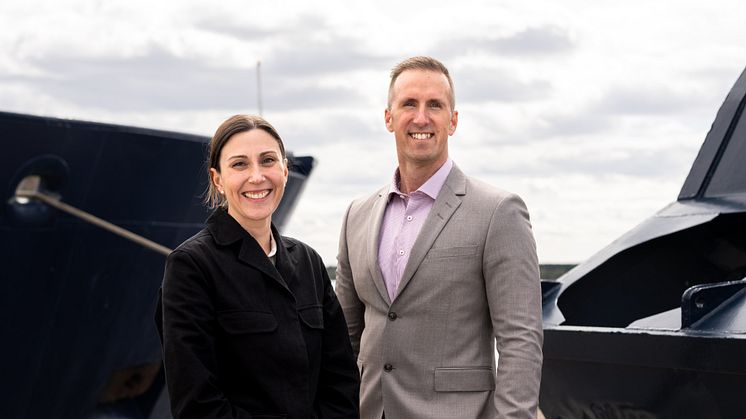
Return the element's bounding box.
[392,70,450,98]
[395,69,448,85]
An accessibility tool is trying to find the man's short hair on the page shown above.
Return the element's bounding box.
[388,56,455,110]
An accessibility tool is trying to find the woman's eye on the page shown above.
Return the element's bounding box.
[262,157,276,165]
[231,161,246,168]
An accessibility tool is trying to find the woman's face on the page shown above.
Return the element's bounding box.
[210,129,288,231]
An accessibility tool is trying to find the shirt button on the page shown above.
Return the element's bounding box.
[398,249,405,256]
[406,215,413,221]
[384,363,394,372]
[388,312,398,320]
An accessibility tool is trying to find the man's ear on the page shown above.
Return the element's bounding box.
[385,108,394,133]
[448,110,459,135]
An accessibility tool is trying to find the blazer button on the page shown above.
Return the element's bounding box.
[387,312,398,320]
[384,363,394,372]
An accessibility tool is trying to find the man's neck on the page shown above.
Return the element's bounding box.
[397,158,447,194]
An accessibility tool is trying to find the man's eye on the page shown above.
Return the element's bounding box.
[403,101,415,107]
[429,102,442,109]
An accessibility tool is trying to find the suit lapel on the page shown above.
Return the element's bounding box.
[395,166,466,300]
[366,187,392,305]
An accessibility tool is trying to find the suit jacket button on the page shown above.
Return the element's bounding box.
[387,312,398,320]
[384,363,393,372]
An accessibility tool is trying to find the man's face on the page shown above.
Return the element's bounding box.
[385,69,458,170]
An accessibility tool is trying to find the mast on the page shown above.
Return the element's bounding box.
[256,60,263,116]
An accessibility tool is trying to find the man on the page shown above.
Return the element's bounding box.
[335,56,543,419]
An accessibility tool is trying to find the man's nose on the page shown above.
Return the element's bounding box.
[413,106,429,125]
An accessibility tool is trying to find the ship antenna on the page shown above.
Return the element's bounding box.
[257,60,263,116]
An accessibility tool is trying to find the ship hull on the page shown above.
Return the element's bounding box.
[0,111,313,419]
[541,327,746,419]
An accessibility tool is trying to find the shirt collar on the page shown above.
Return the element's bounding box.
[267,230,277,258]
[388,158,453,201]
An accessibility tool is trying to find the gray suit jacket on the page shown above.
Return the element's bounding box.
[336,164,543,419]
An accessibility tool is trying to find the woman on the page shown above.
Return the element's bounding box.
[157,115,360,419]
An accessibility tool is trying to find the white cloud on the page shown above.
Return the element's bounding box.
[2,0,746,265]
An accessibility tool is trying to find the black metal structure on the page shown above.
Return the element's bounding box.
[539,68,746,419]
[0,111,314,419]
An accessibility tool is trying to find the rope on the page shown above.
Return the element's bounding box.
[15,175,173,256]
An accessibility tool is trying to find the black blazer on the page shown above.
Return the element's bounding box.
[156,208,359,419]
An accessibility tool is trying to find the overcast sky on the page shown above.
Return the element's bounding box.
[3,0,746,265]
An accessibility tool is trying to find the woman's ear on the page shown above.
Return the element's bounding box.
[210,167,223,194]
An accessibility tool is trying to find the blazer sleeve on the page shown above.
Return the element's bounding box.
[483,193,544,419]
[334,202,365,358]
[160,249,252,419]
[313,250,361,418]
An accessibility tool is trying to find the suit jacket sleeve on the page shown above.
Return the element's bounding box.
[314,248,361,418]
[160,249,253,419]
[335,202,365,358]
[483,193,543,419]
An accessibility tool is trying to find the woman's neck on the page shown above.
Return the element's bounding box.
[246,224,272,254]
[227,209,273,254]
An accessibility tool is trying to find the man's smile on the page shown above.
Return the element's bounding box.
[410,132,433,140]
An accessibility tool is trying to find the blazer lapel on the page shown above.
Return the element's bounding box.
[237,231,292,294]
[395,165,466,299]
[366,187,392,305]
[273,228,299,291]
[207,208,292,294]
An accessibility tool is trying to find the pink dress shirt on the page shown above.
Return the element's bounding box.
[378,159,453,301]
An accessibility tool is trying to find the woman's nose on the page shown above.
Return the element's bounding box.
[248,167,265,183]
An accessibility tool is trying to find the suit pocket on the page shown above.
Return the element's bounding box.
[434,367,495,392]
[426,245,478,259]
[217,310,278,334]
[298,305,324,329]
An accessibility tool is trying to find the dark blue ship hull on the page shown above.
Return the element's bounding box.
[0,112,314,419]
[540,68,746,418]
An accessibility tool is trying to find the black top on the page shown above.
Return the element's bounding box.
[156,208,359,418]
